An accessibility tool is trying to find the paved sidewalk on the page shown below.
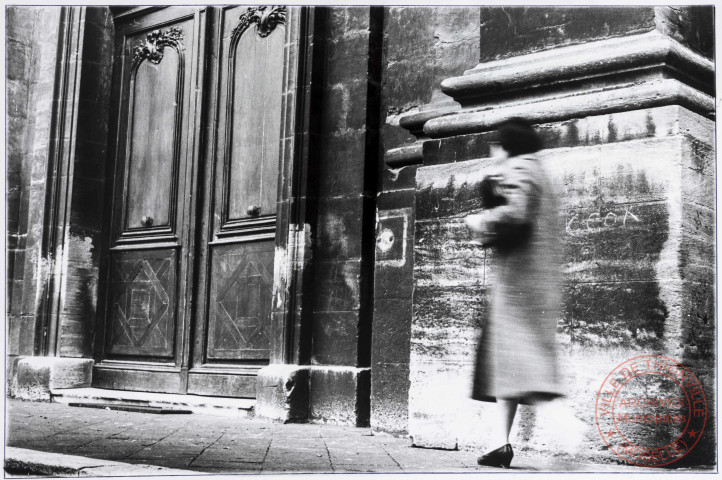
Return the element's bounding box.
[6,399,643,474]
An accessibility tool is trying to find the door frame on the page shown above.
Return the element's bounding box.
[92,6,324,395]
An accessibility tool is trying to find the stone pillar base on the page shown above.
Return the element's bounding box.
[309,366,370,427]
[256,365,371,426]
[255,365,310,423]
[12,357,94,401]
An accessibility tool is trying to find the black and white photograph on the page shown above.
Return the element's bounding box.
[3,3,717,476]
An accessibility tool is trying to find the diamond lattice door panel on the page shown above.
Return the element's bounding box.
[107,249,177,358]
[206,243,274,361]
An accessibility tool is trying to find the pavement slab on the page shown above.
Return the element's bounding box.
[5,398,669,475]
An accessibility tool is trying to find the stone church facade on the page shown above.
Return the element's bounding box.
[6,6,715,467]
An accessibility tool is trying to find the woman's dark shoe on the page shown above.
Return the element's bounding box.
[477,443,513,468]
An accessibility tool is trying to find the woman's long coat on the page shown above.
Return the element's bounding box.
[470,154,564,404]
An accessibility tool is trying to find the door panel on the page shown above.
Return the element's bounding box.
[95,8,204,393]
[188,6,287,397]
[207,241,274,361]
[107,249,177,358]
[227,27,285,220]
[124,43,181,230]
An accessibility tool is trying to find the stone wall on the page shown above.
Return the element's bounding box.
[477,6,713,63]
[371,6,480,434]
[6,6,114,391]
[57,7,114,358]
[7,7,64,380]
[408,107,714,466]
[305,6,382,426]
[382,5,715,468]
[7,6,43,360]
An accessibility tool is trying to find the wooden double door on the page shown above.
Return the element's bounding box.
[94,6,288,396]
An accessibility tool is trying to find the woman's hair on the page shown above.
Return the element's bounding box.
[496,117,543,157]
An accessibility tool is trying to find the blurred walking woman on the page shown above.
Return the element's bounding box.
[465,118,563,468]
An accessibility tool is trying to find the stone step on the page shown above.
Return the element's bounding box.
[50,387,255,418]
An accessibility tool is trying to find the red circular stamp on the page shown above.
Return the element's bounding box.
[595,355,707,467]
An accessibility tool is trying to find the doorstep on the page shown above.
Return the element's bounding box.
[50,387,255,418]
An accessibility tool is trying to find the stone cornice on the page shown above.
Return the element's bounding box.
[384,103,459,168]
[385,143,424,169]
[398,103,460,139]
[419,31,713,139]
[424,79,713,139]
[443,31,713,104]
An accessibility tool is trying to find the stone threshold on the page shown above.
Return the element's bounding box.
[50,387,255,418]
[5,447,197,477]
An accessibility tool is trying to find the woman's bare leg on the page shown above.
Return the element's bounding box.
[494,398,518,447]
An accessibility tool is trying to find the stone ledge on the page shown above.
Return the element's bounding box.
[13,357,93,401]
[385,143,423,169]
[445,31,713,103]
[424,78,713,138]
[398,102,460,138]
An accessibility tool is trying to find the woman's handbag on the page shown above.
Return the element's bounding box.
[473,174,533,249]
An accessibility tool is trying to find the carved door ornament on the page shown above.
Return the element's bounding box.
[232,6,286,39]
[133,27,184,65]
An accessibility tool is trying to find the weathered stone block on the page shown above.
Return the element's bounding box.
[371,298,411,365]
[328,6,370,35]
[75,100,110,144]
[81,11,114,66]
[6,356,22,397]
[78,60,112,106]
[13,357,94,401]
[6,39,29,82]
[311,312,360,366]
[385,7,434,65]
[7,116,28,158]
[7,79,29,118]
[255,364,310,423]
[315,197,363,262]
[380,165,418,193]
[58,312,95,358]
[313,260,361,312]
[6,195,21,244]
[69,177,105,229]
[325,40,370,96]
[655,6,714,59]
[377,186,416,211]
[479,6,656,62]
[370,362,410,435]
[309,366,370,426]
[318,135,367,197]
[6,7,36,44]
[384,60,434,112]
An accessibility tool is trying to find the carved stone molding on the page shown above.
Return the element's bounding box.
[232,6,286,39]
[133,27,184,65]
[420,31,714,138]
